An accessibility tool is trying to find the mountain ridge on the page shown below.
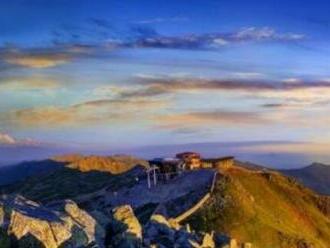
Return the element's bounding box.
[280,162,330,195]
[0,154,148,187]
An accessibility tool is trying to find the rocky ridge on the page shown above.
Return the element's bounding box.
[0,195,249,248]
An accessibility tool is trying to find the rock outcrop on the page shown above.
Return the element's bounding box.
[106,205,143,247]
[0,195,105,248]
[105,206,240,248]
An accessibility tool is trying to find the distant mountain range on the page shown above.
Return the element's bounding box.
[280,163,330,195]
[0,140,325,168]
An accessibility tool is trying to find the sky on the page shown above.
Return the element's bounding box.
[1,0,330,166]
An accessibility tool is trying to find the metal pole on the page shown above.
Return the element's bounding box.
[147,170,151,189]
[153,168,157,186]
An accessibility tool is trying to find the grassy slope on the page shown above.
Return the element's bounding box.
[186,165,330,248]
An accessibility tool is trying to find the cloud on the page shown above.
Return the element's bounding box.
[134,75,330,105]
[0,133,16,144]
[134,17,189,24]
[155,110,268,130]
[0,44,96,69]
[130,26,304,50]
[4,51,70,68]
[260,103,287,108]
[72,98,167,110]
[91,75,330,117]
[0,132,40,146]
[0,98,168,128]
[135,76,274,93]
[0,75,60,91]
[233,27,304,41]
[0,24,305,71]
[50,20,305,51]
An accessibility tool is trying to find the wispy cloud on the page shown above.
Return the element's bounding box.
[3,50,70,68]
[0,24,305,71]
[0,132,40,146]
[155,109,269,130]
[260,103,287,108]
[129,26,305,49]
[0,98,168,128]
[0,44,98,69]
[233,27,304,41]
[134,16,189,24]
[0,133,16,144]
[0,75,60,91]
[133,75,330,105]
[50,20,305,50]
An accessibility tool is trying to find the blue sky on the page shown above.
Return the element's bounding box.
[1,0,330,164]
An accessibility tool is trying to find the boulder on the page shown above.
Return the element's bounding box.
[50,199,106,246]
[107,205,142,247]
[242,243,253,248]
[200,232,215,248]
[0,195,105,248]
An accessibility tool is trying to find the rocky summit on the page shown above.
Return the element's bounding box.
[0,155,329,248]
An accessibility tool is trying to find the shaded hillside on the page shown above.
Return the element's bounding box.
[0,154,148,187]
[2,166,145,204]
[0,155,148,203]
[0,160,65,186]
[185,165,330,248]
[280,163,330,195]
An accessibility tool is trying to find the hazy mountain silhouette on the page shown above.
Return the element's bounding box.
[280,163,330,195]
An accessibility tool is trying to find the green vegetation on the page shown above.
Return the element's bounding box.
[186,166,330,248]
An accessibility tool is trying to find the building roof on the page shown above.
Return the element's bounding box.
[202,156,235,163]
[176,151,201,158]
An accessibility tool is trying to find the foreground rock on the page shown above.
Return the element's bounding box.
[106,205,142,247]
[0,195,105,248]
[106,205,249,248]
[0,194,251,248]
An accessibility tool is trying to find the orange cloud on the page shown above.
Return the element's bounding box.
[155,110,269,130]
[4,53,70,68]
[0,98,168,128]
[0,76,60,91]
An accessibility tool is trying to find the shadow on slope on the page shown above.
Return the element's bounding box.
[0,160,68,187]
[1,164,147,204]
